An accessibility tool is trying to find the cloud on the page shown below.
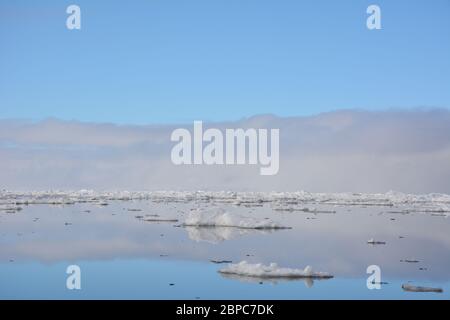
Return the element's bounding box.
[1,108,450,193]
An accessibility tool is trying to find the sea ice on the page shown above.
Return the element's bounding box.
[1,190,449,216]
[401,284,443,293]
[367,238,386,245]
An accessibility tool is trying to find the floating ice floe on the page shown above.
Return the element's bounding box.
[400,259,420,263]
[402,284,443,293]
[273,206,336,213]
[367,238,386,245]
[183,210,290,230]
[218,261,333,279]
[143,218,179,222]
[0,206,23,213]
[210,259,233,264]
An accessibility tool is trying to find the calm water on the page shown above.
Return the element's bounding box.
[1,199,449,299]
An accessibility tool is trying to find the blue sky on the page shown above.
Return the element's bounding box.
[1,0,449,124]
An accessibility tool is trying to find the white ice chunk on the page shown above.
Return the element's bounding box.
[402,284,443,293]
[367,238,386,245]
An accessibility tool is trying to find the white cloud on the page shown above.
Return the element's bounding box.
[1,108,450,193]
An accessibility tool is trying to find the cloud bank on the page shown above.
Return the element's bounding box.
[1,109,450,193]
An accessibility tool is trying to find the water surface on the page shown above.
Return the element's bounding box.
[1,196,449,299]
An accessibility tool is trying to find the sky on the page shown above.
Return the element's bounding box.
[1,1,450,192]
[1,0,450,124]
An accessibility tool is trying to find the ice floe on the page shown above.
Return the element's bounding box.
[143,218,179,223]
[218,261,333,279]
[400,259,420,263]
[402,284,443,293]
[367,239,386,245]
[210,259,233,264]
[0,206,22,213]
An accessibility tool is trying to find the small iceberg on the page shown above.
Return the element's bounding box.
[210,259,233,264]
[400,259,420,263]
[402,284,443,293]
[367,238,386,245]
[183,210,290,230]
[143,218,178,222]
[0,206,23,213]
[218,261,333,279]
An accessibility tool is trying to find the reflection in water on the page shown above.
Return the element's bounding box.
[1,195,450,299]
[219,272,317,288]
[184,226,274,243]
